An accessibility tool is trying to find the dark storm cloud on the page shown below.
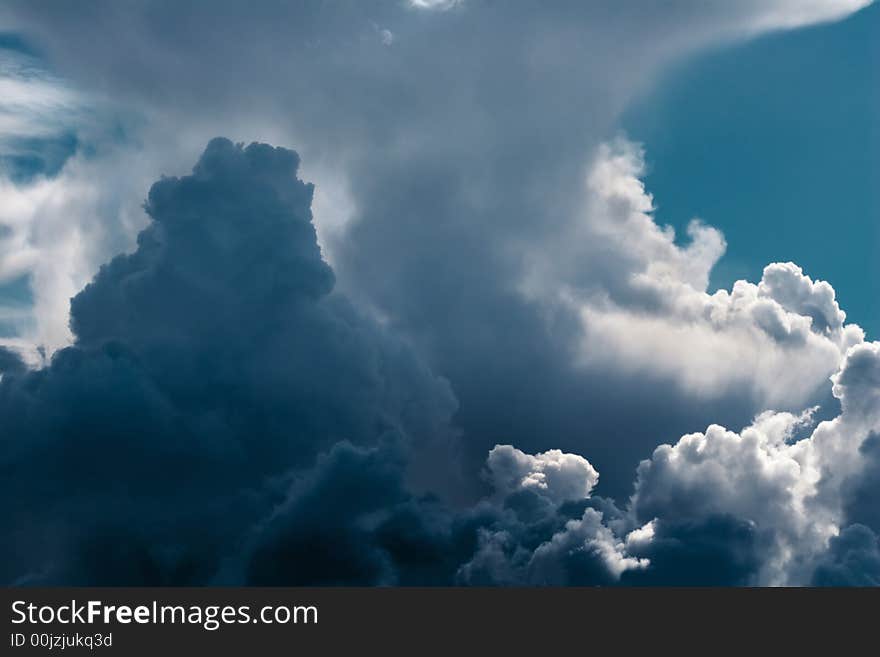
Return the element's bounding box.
[246,440,417,586]
[0,2,874,587]
[1,137,873,587]
[0,138,460,584]
[244,439,478,586]
[838,434,880,536]
[243,441,632,586]
[0,136,634,587]
[0,0,841,501]
[811,524,880,586]
[0,345,25,374]
[621,516,762,586]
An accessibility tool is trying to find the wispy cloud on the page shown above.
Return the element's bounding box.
[0,48,83,155]
[0,43,146,357]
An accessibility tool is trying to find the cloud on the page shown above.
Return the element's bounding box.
[0,46,83,165]
[408,0,462,10]
[0,139,460,584]
[2,136,879,587]
[621,515,762,586]
[811,524,880,586]
[457,337,880,587]
[0,2,870,502]
[457,445,648,586]
[526,509,650,584]
[463,334,880,586]
[524,139,863,410]
[840,434,880,534]
[485,445,599,505]
[622,341,880,585]
[628,411,827,584]
[740,0,872,32]
[0,2,875,586]
[0,150,151,355]
[0,344,25,375]
[245,440,415,585]
[0,43,145,357]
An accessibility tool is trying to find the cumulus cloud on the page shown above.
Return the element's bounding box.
[621,341,880,585]
[0,344,25,375]
[528,510,650,584]
[0,1,876,586]
[522,139,864,411]
[0,2,871,502]
[462,333,880,586]
[485,445,599,505]
[628,411,827,584]
[625,516,758,585]
[811,524,880,586]
[2,136,878,587]
[0,139,460,584]
[457,445,648,586]
[457,336,880,587]
[246,440,418,585]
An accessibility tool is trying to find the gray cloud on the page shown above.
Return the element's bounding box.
[0,1,875,586]
[2,137,878,587]
[0,139,460,584]
[812,524,880,586]
[0,2,869,499]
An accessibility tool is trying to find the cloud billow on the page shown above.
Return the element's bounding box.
[0,1,872,506]
[5,135,880,586]
[0,138,461,584]
[4,136,880,587]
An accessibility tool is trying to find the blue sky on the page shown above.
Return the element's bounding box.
[623,2,878,334]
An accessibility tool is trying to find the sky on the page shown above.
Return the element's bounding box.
[623,1,879,334]
[0,0,878,586]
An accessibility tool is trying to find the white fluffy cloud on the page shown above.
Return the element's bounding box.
[486,444,599,504]
[632,409,828,584]
[459,443,650,585]
[632,342,880,584]
[529,509,650,582]
[521,138,863,409]
[479,340,880,585]
[501,131,879,583]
